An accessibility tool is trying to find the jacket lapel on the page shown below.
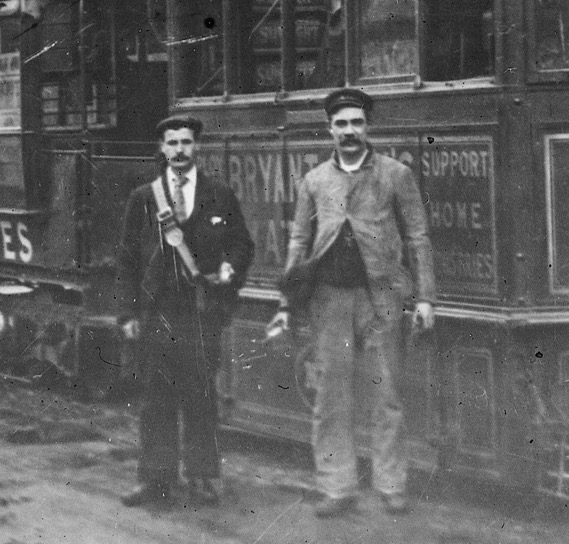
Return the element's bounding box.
[191,171,211,219]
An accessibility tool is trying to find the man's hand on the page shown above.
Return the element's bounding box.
[122,319,141,340]
[413,302,435,331]
[218,262,235,284]
[204,262,235,285]
[266,310,290,338]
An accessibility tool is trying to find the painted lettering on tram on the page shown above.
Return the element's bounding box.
[422,138,497,294]
[429,201,483,230]
[421,149,489,179]
[245,217,288,267]
[228,151,319,204]
[203,138,497,295]
[435,250,495,282]
[0,219,32,263]
[203,145,326,270]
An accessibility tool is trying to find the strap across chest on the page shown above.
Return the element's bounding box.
[151,176,200,278]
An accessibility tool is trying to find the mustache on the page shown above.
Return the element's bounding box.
[172,154,190,161]
[340,137,362,146]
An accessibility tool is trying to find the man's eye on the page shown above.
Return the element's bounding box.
[165,139,192,145]
[352,119,365,126]
[334,121,347,128]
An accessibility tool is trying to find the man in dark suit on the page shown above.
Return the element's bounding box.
[117,115,254,507]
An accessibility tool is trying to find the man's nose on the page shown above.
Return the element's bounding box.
[343,122,355,135]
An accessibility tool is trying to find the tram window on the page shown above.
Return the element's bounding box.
[40,0,117,128]
[423,0,494,81]
[120,2,167,63]
[356,0,418,81]
[535,0,569,71]
[169,0,291,96]
[244,0,283,93]
[293,0,342,89]
[0,19,21,129]
[167,0,499,100]
[39,2,77,73]
[239,0,342,93]
[168,0,224,97]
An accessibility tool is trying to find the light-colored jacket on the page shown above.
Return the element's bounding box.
[283,148,436,312]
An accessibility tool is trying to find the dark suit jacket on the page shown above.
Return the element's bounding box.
[116,169,254,328]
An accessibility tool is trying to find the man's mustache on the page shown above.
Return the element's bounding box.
[340,137,362,146]
[172,154,189,161]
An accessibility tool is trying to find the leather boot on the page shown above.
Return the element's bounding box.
[188,477,220,505]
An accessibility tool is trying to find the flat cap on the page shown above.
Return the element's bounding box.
[156,114,203,138]
[323,88,373,116]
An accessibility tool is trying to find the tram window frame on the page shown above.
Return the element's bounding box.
[345,0,419,86]
[0,18,22,131]
[39,0,118,130]
[168,0,498,106]
[528,0,569,82]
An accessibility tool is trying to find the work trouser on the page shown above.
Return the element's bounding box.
[309,283,406,499]
[137,308,222,486]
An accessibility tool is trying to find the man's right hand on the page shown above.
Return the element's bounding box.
[266,310,290,339]
[122,319,141,340]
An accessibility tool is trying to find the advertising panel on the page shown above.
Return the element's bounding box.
[545,134,569,294]
[420,136,497,296]
[195,135,497,297]
[223,140,327,282]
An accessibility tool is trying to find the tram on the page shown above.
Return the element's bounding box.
[0,0,568,501]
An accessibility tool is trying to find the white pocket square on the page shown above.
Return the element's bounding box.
[210,216,224,225]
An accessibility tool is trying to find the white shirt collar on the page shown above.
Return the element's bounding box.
[338,149,369,172]
[167,165,196,187]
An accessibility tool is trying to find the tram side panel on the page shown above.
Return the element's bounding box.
[0,148,82,380]
[0,145,158,389]
[202,136,440,468]
[0,130,552,495]
[213,128,555,492]
[76,148,158,395]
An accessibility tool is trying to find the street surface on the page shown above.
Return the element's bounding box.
[0,377,567,544]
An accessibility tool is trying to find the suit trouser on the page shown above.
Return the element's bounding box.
[137,310,222,486]
[309,283,406,499]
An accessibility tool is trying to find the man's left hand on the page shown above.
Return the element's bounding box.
[204,262,235,285]
[413,302,435,330]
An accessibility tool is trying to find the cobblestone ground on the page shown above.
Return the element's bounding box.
[0,377,567,544]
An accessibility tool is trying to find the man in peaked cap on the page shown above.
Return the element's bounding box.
[323,87,374,117]
[117,114,254,508]
[268,88,435,517]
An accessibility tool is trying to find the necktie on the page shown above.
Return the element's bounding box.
[172,180,186,223]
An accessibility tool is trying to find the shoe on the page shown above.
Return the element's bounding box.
[188,477,220,505]
[380,492,409,515]
[314,495,357,518]
[121,483,170,507]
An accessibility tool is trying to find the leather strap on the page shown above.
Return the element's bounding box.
[151,176,201,278]
[151,177,208,311]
